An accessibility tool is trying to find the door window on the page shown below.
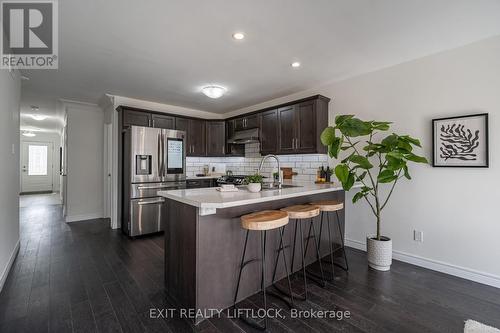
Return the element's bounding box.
[28,145,48,176]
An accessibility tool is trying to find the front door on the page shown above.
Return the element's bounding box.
[21,141,54,193]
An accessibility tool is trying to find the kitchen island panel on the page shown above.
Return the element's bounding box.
[164,190,345,324]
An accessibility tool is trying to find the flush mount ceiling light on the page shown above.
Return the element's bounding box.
[202,85,227,99]
[22,131,36,137]
[291,61,301,68]
[232,32,245,40]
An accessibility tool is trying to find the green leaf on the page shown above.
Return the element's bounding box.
[378,170,397,183]
[338,118,373,137]
[400,135,422,147]
[335,115,354,126]
[320,126,336,146]
[328,137,342,158]
[357,171,367,181]
[349,155,373,169]
[361,186,372,192]
[335,164,349,183]
[403,165,411,180]
[341,152,355,163]
[397,139,413,152]
[387,151,404,159]
[343,172,356,191]
[386,155,405,171]
[371,121,391,131]
[405,153,428,164]
[352,191,367,203]
[381,134,398,147]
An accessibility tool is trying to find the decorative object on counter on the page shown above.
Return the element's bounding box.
[321,115,428,271]
[245,174,263,192]
[203,165,209,176]
[217,184,239,192]
[325,166,332,182]
[432,113,489,168]
[280,167,298,180]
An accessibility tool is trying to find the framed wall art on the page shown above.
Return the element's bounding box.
[432,113,489,167]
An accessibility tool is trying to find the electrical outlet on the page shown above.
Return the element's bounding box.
[414,230,424,242]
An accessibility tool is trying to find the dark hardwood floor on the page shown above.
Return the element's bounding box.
[1,200,500,332]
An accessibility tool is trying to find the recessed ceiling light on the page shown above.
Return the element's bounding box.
[22,131,36,137]
[291,61,301,68]
[232,32,245,40]
[31,114,48,121]
[202,85,227,99]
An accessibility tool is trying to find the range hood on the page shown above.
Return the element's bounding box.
[227,128,260,144]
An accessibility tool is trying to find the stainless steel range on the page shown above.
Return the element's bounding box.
[122,126,186,237]
[216,175,247,186]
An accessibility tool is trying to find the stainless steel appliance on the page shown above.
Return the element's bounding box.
[216,174,247,186]
[123,126,186,237]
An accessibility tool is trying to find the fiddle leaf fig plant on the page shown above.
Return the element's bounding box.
[321,115,428,240]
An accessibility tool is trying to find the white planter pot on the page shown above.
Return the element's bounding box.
[366,236,392,271]
[247,183,262,193]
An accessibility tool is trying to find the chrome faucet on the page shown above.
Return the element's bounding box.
[258,154,282,189]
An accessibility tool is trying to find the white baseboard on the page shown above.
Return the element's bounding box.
[65,213,103,223]
[345,238,500,289]
[0,240,20,292]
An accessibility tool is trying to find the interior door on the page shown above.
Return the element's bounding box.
[21,141,54,193]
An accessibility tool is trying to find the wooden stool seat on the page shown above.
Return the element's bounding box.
[281,205,320,220]
[241,210,289,231]
[309,200,344,212]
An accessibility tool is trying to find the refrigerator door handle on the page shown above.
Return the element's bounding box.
[161,133,166,177]
[137,198,165,206]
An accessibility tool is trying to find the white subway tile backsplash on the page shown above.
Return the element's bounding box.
[186,144,328,180]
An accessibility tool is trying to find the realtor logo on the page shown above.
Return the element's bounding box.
[1,0,58,69]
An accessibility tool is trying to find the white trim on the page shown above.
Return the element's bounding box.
[65,213,103,223]
[345,238,500,289]
[0,240,20,292]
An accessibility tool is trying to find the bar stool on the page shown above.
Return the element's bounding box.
[233,210,294,331]
[310,200,348,281]
[277,204,325,301]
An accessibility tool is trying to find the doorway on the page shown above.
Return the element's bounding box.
[20,141,54,193]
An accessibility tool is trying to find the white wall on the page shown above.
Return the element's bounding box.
[65,102,105,222]
[0,68,21,291]
[229,36,500,287]
[20,132,62,192]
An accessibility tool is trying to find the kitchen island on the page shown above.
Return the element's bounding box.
[158,181,347,324]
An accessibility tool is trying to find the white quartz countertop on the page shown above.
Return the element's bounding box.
[158,181,349,210]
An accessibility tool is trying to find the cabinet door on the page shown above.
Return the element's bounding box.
[260,109,278,154]
[245,114,260,129]
[278,105,296,154]
[296,101,316,152]
[123,109,151,128]
[174,117,188,132]
[234,117,245,131]
[206,121,225,156]
[189,119,206,156]
[152,114,175,129]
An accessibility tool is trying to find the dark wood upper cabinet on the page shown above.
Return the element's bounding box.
[206,121,226,156]
[234,114,260,131]
[122,109,152,127]
[260,109,278,154]
[175,117,189,132]
[188,119,206,156]
[278,105,297,154]
[152,114,175,129]
[295,101,316,153]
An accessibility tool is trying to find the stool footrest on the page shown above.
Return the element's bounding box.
[241,258,260,269]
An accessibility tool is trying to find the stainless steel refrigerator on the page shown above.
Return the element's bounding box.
[122,126,186,237]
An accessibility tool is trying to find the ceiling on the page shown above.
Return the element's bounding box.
[20,92,65,134]
[21,0,500,117]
